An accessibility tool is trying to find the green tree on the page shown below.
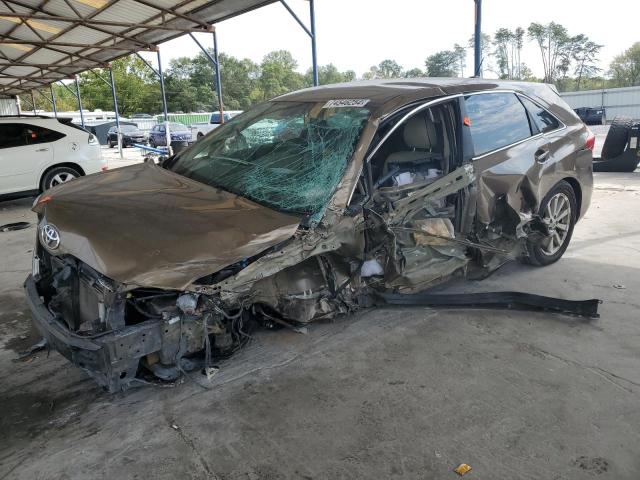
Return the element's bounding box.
[609,42,640,87]
[571,35,602,90]
[257,50,305,101]
[467,32,493,76]
[305,64,355,85]
[362,59,404,80]
[425,50,459,77]
[527,22,573,83]
[454,44,466,77]
[404,68,425,78]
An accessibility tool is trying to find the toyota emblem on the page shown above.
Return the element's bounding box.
[41,223,61,250]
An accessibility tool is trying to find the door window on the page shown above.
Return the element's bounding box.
[518,96,561,133]
[464,93,532,156]
[0,124,26,149]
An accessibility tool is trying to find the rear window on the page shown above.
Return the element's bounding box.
[464,93,532,156]
[23,124,65,145]
[518,96,561,134]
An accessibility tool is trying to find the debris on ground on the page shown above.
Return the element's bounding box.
[454,463,472,476]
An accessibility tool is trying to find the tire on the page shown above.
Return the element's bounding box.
[601,116,632,160]
[524,181,577,266]
[149,139,156,148]
[41,166,81,191]
[109,139,114,148]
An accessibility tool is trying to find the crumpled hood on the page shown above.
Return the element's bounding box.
[34,162,302,290]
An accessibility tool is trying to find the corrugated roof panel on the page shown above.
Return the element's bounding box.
[93,2,161,23]
[0,0,278,94]
[21,49,69,64]
[54,25,113,44]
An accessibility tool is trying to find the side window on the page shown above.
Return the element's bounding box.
[23,125,65,145]
[0,124,26,149]
[464,93,532,156]
[518,96,561,134]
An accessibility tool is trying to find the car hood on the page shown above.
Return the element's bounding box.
[34,162,302,290]
[123,130,145,136]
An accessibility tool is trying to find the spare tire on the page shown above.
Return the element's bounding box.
[601,116,633,160]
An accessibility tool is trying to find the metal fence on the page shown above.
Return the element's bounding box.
[560,86,640,121]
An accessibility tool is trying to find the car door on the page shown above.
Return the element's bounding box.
[461,92,546,225]
[0,123,54,194]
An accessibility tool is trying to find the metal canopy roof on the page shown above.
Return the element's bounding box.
[0,0,277,95]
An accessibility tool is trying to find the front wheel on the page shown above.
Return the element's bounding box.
[524,181,577,266]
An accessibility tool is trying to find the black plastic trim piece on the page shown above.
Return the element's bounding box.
[376,291,601,318]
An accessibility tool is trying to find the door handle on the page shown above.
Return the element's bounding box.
[35,148,49,152]
[535,148,549,163]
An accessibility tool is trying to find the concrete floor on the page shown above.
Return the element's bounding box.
[1,171,639,479]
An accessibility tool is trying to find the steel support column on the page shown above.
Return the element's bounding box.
[190,31,224,121]
[50,85,57,118]
[30,90,36,114]
[280,0,318,86]
[309,0,318,86]
[473,0,482,78]
[75,76,85,128]
[212,29,224,122]
[108,67,123,159]
[156,49,168,123]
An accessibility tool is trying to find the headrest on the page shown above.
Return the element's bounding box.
[403,115,437,150]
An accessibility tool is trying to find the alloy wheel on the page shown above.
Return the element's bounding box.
[49,172,77,188]
[541,192,571,256]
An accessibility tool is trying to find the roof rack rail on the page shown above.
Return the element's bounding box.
[0,114,52,119]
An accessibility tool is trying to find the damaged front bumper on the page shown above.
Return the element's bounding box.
[25,274,162,392]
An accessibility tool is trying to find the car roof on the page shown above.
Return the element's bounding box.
[0,115,63,124]
[274,77,562,118]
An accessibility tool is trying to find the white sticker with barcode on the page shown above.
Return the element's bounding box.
[630,136,638,149]
[323,99,370,109]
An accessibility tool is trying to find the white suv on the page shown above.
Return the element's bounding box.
[0,116,107,198]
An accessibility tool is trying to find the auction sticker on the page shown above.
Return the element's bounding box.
[323,99,370,108]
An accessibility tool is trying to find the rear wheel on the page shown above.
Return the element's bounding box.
[41,166,81,191]
[525,181,577,266]
[109,139,114,148]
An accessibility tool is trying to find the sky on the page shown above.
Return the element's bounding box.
[151,0,637,79]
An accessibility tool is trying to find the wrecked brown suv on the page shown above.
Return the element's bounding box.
[25,79,595,392]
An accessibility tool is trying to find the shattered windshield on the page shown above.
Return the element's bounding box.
[169,101,370,215]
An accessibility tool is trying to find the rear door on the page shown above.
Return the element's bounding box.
[462,92,546,224]
[0,123,55,194]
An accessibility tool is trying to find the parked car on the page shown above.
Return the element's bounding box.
[190,110,243,140]
[148,122,191,147]
[25,79,595,391]
[107,124,148,148]
[574,107,605,125]
[0,115,106,199]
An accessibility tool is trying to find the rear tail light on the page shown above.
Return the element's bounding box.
[585,129,596,151]
[88,133,98,145]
